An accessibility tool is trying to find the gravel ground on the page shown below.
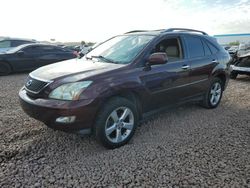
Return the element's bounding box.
[0,73,250,187]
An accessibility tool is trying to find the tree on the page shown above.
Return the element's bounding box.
[229,41,240,46]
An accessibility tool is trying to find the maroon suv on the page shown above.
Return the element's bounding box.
[19,28,231,148]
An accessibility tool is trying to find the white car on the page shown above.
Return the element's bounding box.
[227,45,238,55]
[230,43,250,79]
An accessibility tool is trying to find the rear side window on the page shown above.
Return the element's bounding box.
[185,36,204,58]
[206,41,219,54]
[202,40,212,56]
[11,40,32,47]
[39,46,55,52]
[51,47,65,53]
[23,46,39,53]
[32,46,60,53]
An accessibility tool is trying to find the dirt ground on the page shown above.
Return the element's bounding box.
[0,74,250,187]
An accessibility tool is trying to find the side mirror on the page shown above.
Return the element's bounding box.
[148,52,168,66]
[17,51,25,56]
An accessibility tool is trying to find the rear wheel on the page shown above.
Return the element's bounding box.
[0,62,11,76]
[230,72,238,79]
[201,77,223,109]
[95,97,138,149]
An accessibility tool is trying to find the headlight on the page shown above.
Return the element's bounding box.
[49,81,92,100]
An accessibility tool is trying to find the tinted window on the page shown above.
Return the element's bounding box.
[39,46,55,52]
[23,46,59,53]
[51,47,65,52]
[185,36,204,58]
[40,46,66,53]
[206,41,218,54]
[202,40,212,56]
[11,40,32,47]
[23,46,39,53]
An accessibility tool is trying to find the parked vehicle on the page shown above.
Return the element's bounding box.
[64,45,81,52]
[78,46,92,57]
[0,43,77,75]
[230,42,250,79]
[19,28,230,148]
[0,37,36,53]
[227,45,238,56]
[221,45,230,51]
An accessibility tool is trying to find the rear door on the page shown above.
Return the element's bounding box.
[183,35,217,96]
[53,47,75,61]
[33,46,61,67]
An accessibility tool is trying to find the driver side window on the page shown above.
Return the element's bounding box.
[152,38,183,62]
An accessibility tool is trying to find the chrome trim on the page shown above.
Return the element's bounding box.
[231,65,250,72]
[152,78,208,94]
[24,75,53,94]
[181,65,190,69]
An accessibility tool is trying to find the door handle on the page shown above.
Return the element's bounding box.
[182,65,190,70]
[212,59,218,63]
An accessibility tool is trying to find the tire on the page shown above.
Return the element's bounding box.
[230,72,238,79]
[94,97,138,149]
[201,77,223,109]
[0,62,11,76]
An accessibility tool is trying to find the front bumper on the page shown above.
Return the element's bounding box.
[19,88,99,132]
[230,65,250,75]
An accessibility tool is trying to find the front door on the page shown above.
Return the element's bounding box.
[139,37,191,112]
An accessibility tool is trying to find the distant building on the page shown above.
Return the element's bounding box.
[214,33,250,45]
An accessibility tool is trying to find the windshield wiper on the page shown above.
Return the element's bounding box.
[90,55,117,64]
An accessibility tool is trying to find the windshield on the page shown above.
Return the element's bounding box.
[85,35,154,64]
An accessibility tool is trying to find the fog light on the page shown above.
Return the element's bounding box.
[55,116,76,124]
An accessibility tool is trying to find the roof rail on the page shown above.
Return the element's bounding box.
[163,28,208,35]
[125,30,150,34]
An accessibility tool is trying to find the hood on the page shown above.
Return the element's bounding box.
[30,58,125,81]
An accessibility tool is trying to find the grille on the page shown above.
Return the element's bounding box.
[25,76,49,93]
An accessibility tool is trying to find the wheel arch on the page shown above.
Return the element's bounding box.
[97,90,143,121]
[0,60,13,71]
[212,72,227,90]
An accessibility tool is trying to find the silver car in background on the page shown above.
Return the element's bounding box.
[230,42,250,79]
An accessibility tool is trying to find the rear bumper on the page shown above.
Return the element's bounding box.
[19,88,99,132]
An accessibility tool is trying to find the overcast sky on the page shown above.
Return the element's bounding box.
[1,0,250,43]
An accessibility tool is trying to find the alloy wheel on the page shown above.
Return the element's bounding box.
[210,82,222,106]
[105,107,134,144]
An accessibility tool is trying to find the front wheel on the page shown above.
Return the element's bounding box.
[201,77,223,109]
[94,97,138,149]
